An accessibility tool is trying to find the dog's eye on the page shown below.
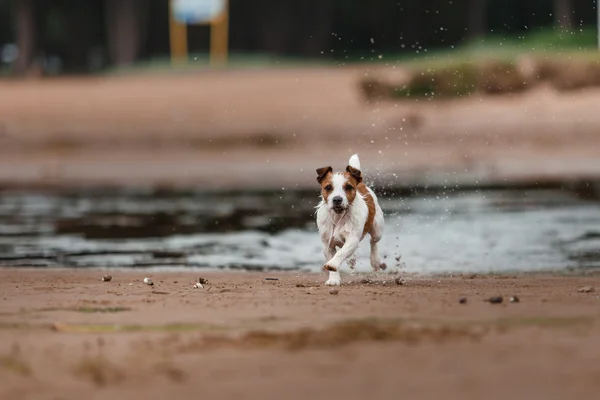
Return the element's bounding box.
[345,185,354,191]
[324,185,333,192]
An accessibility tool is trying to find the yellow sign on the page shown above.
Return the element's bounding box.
[172,0,226,24]
[169,0,228,66]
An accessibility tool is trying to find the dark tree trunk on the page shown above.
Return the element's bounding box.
[554,0,573,29]
[65,2,95,72]
[105,0,147,66]
[256,0,292,54]
[13,0,36,75]
[403,0,422,47]
[294,0,335,56]
[467,0,487,38]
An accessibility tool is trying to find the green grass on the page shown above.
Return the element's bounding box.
[51,322,224,333]
[103,52,330,76]
[351,26,600,70]
[0,354,32,376]
[359,26,600,100]
[74,307,131,314]
[492,316,593,329]
[3,26,598,78]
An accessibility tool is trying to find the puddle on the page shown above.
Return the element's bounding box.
[0,187,599,274]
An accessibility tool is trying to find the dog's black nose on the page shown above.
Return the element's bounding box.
[332,196,343,205]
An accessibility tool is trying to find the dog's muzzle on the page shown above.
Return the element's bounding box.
[332,196,345,214]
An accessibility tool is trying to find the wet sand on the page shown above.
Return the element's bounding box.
[1,268,600,399]
[2,68,600,190]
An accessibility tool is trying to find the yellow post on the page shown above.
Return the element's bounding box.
[210,0,229,66]
[169,0,228,67]
[169,0,188,64]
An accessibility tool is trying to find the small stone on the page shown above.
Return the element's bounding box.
[577,286,595,293]
[143,277,154,286]
[485,296,503,304]
[459,297,467,304]
[296,284,306,288]
[360,279,372,284]
[101,275,112,282]
[198,278,209,285]
[265,277,279,281]
[329,289,339,295]
[509,296,520,303]
[193,282,203,289]
[394,277,404,285]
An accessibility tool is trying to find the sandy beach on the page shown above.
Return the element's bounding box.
[2,68,600,190]
[1,66,600,400]
[1,268,600,399]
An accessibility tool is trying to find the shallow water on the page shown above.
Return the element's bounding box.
[0,187,599,274]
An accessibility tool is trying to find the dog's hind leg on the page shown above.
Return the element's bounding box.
[369,239,386,271]
[369,208,386,271]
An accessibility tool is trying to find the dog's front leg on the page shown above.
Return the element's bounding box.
[322,241,340,286]
[324,234,360,286]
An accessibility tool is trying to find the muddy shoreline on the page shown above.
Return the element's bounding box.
[0,177,599,203]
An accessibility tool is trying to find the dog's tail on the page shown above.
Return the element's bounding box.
[348,154,361,170]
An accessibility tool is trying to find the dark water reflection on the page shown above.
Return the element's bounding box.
[0,186,599,274]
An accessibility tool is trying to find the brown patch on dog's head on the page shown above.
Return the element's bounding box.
[342,168,361,205]
[317,165,363,211]
[316,166,332,184]
[346,165,362,184]
[317,166,334,202]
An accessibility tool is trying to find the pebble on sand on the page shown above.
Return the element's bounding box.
[329,289,339,295]
[193,277,209,289]
[143,277,154,286]
[459,297,467,304]
[509,296,520,303]
[485,296,503,304]
[101,275,112,282]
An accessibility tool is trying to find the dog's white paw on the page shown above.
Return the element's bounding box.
[325,278,341,286]
[325,271,341,286]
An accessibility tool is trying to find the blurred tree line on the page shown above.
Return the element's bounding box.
[0,0,596,74]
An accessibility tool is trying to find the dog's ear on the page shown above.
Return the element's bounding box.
[346,165,362,184]
[316,166,332,184]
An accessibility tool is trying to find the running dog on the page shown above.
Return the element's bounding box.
[315,154,385,286]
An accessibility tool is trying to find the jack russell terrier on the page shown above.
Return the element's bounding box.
[315,154,385,286]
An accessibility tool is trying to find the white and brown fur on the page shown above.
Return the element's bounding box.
[315,154,385,286]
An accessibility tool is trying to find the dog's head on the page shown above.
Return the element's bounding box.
[316,164,362,214]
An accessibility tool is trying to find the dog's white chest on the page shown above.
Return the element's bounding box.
[318,209,352,248]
